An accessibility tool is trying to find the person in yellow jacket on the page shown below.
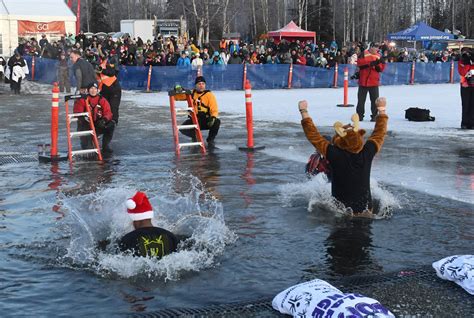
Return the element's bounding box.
[180,76,221,148]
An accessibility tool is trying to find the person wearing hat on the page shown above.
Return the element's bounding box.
[7,51,28,94]
[57,52,71,93]
[96,50,122,124]
[356,42,386,122]
[191,52,203,70]
[73,82,115,153]
[177,51,191,66]
[70,49,96,94]
[39,34,48,49]
[298,97,388,217]
[180,76,221,148]
[120,191,178,258]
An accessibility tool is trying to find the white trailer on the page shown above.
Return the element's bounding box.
[120,20,155,42]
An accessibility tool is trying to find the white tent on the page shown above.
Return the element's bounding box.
[0,0,76,57]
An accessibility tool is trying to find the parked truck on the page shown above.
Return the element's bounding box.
[120,20,155,41]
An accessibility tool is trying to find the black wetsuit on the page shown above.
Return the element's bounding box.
[119,227,178,258]
[326,141,378,212]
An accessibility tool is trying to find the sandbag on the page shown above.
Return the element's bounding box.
[405,107,435,122]
[272,278,395,318]
[433,255,474,295]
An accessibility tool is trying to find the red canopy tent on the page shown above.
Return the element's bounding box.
[267,21,316,44]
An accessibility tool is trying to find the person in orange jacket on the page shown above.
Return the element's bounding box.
[458,48,474,129]
[96,50,122,124]
[219,38,227,51]
[356,43,386,122]
[180,76,220,148]
[73,83,115,153]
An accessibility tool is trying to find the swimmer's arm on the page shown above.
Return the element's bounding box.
[367,97,388,152]
[299,100,330,157]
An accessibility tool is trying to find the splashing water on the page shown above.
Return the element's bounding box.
[59,171,237,281]
[278,174,399,219]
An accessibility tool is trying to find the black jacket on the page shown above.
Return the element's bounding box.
[119,227,178,258]
[73,58,96,89]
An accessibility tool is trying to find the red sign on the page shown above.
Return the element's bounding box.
[18,20,66,35]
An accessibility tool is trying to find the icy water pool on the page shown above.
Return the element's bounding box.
[1,91,473,316]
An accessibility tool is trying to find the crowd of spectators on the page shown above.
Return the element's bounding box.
[15,30,463,70]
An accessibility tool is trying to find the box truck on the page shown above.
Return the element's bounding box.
[120,20,155,41]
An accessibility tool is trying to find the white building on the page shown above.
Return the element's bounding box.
[0,0,76,57]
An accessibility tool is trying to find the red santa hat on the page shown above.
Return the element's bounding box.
[125,191,154,221]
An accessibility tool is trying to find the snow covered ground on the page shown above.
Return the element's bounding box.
[123,83,474,205]
[124,83,467,134]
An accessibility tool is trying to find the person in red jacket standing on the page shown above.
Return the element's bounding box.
[356,43,386,122]
[73,83,116,153]
[458,48,474,129]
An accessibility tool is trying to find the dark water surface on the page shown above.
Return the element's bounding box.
[0,90,473,316]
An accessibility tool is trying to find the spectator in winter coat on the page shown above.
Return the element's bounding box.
[228,41,240,55]
[305,53,315,67]
[278,39,290,54]
[0,56,6,80]
[124,53,137,66]
[266,38,277,52]
[39,34,49,49]
[266,54,280,64]
[176,51,191,66]
[191,52,203,70]
[209,52,224,65]
[57,52,71,93]
[70,49,96,94]
[315,52,328,68]
[295,52,306,65]
[7,52,28,94]
[458,48,474,129]
[227,51,242,64]
[219,38,227,51]
[356,43,386,121]
[220,51,229,64]
[281,52,292,64]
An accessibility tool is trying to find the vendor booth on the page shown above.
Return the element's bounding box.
[0,0,76,57]
[387,22,454,48]
[267,21,316,44]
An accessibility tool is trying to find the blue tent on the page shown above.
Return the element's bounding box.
[387,22,454,41]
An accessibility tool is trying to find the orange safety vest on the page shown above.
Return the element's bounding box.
[219,40,227,50]
[97,60,117,90]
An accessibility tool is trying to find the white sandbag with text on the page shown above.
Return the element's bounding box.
[433,255,474,295]
[272,278,395,318]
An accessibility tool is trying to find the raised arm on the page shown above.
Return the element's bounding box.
[299,100,330,157]
[367,97,389,152]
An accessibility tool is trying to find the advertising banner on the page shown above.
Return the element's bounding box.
[18,21,66,35]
